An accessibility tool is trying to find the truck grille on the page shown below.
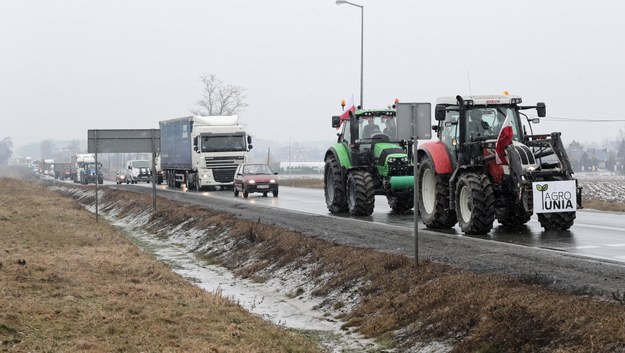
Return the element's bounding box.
[204,156,244,183]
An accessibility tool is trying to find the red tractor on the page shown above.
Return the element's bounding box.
[417,94,582,235]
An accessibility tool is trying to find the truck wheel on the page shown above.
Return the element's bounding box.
[346,170,375,216]
[455,172,495,235]
[324,156,348,213]
[419,158,457,229]
[387,194,413,213]
[537,212,576,231]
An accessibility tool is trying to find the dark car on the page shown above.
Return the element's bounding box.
[233,163,278,198]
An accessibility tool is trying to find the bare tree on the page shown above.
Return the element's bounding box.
[190,74,248,116]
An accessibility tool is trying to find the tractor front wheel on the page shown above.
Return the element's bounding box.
[347,170,375,216]
[418,158,457,229]
[537,212,576,231]
[387,193,413,213]
[324,156,348,213]
[455,173,495,235]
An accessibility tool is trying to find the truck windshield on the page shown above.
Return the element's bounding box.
[201,134,247,152]
[132,161,150,168]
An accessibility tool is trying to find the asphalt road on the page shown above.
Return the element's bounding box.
[65,178,625,297]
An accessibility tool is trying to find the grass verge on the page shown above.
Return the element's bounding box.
[0,176,323,353]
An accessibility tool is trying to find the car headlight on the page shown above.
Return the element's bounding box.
[269,179,276,183]
[247,179,256,184]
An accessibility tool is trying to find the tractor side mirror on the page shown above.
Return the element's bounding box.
[432,125,439,133]
[536,102,546,117]
[435,104,446,121]
[332,116,341,128]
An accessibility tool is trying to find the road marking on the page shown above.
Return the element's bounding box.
[604,243,625,247]
[575,245,601,249]
[575,223,625,232]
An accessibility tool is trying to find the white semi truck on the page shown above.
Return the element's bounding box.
[159,115,252,191]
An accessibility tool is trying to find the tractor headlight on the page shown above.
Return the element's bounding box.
[389,156,408,165]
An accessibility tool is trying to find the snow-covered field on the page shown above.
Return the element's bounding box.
[576,172,625,203]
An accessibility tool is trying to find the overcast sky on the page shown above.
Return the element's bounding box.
[2,0,625,150]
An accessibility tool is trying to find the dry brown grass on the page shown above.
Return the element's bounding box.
[82,187,625,352]
[279,178,324,189]
[583,197,625,213]
[0,177,323,353]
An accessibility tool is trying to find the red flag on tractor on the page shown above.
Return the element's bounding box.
[495,115,513,164]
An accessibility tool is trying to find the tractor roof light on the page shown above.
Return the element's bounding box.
[464,100,474,106]
[511,98,523,104]
[341,99,346,108]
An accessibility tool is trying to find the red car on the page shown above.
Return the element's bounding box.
[233,163,278,198]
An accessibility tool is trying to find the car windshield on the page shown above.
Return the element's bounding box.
[243,164,273,175]
[201,134,247,152]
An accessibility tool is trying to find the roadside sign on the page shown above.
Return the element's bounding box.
[532,180,577,213]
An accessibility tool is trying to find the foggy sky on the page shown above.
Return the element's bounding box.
[2,0,625,151]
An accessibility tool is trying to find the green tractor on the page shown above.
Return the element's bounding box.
[324,105,415,216]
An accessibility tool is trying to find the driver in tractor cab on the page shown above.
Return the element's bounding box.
[362,118,381,138]
[468,109,491,139]
[383,117,397,139]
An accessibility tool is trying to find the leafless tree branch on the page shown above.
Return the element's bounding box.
[190,74,248,116]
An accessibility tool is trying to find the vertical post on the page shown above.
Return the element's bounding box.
[413,106,419,267]
[151,129,157,212]
[359,5,364,108]
[94,130,99,222]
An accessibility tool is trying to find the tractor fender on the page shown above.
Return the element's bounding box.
[325,144,352,181]
[418,141,453,174]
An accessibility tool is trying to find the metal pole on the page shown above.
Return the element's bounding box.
[152,129,157,212]
[95,130,99,223]
[359,5,364,108]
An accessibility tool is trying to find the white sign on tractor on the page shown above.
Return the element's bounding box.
[532,180,577,213]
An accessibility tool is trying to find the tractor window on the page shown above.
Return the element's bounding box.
[465,107,521,141]
[360,117,383,139]
[442,111,459,150]
[342,120,351,143]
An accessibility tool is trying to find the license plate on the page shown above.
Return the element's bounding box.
[257,185,269,189]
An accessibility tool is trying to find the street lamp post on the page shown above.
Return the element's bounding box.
[336,0,364,109]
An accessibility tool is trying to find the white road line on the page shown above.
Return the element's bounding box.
[604,243,625,247]
[574,223,625,232]
[575,245,601,249]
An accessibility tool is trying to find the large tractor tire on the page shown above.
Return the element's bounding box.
[496,195,532,227]
[346,170,375,216]
[387,193,413,213]
[455,172,495,235]
[418,158,457,229]
[324,156,348,213]
[537,212,576,231]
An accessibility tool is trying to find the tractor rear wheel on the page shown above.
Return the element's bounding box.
[347,170,375,216]
[324,156,348,213]
[418,158,457,229]
[455,172,495,235]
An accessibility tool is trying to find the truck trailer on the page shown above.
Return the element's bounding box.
[159,115,252,191]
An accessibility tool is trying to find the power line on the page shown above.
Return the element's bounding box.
[539,116,625,122]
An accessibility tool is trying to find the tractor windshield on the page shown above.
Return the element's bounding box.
[464,106,521,142]
[358,116,398,140]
